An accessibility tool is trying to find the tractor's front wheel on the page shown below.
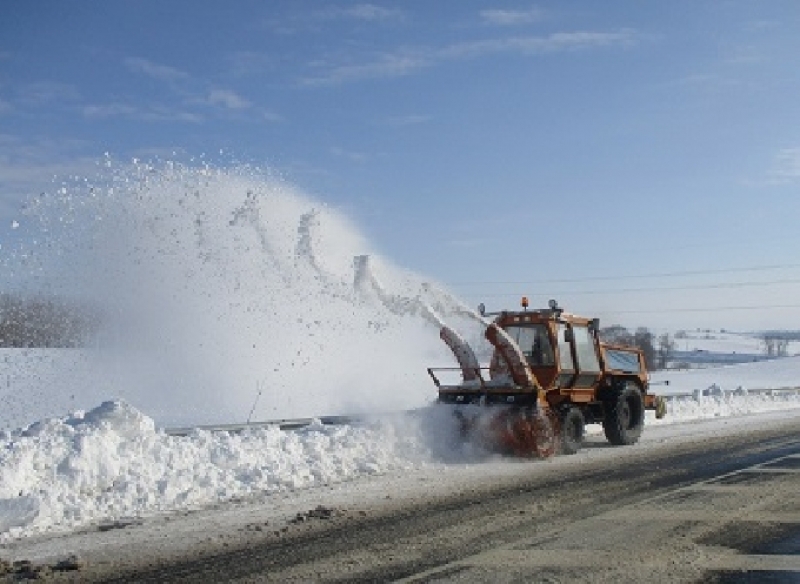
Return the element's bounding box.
[603,384,645,445]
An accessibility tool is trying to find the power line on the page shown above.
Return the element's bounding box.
[600,304,800,315]
[447,263,800,287]
[467,277,800,297]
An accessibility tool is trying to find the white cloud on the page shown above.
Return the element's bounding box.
[83,90,277,124]
[304,52,428,85]
[343,4,404,21]
[303,29,638,85]
[748,19,780,31]
[83,103,138,118]
[125,57,190,83]
[441,30,637,59]
[262,4,404,34]
[382,114,431,127]
[120,58,275,121]
[206,89,251,110]
[479,8,543,26]
[228,51,277,77]
[330,146,368,163]
[446,237,489,248]
[260,109,283,123]
[17,82,80,106]
[83,102,203,123]
[768,148,800,183]
[314,4,404,23]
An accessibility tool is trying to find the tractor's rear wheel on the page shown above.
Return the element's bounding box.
[603,383,645,445]
[560,407,585,455]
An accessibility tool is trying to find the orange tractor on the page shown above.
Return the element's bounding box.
[427,299,666,458]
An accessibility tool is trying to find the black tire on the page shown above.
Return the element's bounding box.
[603,383,645,445]
[560,407,585,455]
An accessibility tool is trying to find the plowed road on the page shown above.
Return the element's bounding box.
[7,415,800,583]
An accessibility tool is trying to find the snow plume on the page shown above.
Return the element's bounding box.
[0,158,465,426]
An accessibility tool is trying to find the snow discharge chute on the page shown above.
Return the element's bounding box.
[351,252,559,457]
[353,254,481,383]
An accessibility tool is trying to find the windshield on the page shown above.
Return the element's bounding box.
[504,324,555,366]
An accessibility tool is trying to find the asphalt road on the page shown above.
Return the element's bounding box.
[35,418,795,584]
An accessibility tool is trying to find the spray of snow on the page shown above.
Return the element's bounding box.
[0,159,482,427]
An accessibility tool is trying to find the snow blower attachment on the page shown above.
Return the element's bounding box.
[427,299,666,458]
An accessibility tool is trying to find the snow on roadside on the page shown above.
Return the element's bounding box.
[655,388,800,423]
[0,401,435,543]
[2,388,800,543]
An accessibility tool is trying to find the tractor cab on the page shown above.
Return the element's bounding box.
[485,299,609,396]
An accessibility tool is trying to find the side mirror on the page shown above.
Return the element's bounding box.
[591,318,600,332]
[563,328,573,343]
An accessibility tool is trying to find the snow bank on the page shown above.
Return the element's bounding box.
[3,390,800,543]
[654,387,800,424]
[0,400,436,542]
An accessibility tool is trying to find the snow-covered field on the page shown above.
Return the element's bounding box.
[665,329,798,366]
[670,330,768,354]
[652,354,800,396]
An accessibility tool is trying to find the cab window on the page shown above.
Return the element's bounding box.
[572,325,601,373]
[557,324,574,371]
[505,324,555,366]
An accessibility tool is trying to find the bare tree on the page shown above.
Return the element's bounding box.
[762,335,790,358]
[600,325,657,370]
[634,327,656,371]
[657,333,675,370]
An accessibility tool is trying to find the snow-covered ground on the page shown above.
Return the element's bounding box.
[651,354,800,396]
[665,329,798,367]
[670,330,767,354]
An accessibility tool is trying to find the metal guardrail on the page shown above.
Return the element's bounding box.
[657,386,800,399]
[164,415,361,437]
[162,387,800,436]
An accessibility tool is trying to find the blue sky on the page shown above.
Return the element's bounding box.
[1,1,800,331]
